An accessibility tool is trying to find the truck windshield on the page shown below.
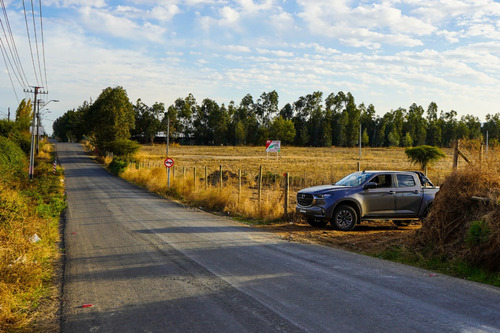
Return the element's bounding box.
[335,172,373,187]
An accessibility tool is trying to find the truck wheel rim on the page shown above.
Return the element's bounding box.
[338,211,353,227]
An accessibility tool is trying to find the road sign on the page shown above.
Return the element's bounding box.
[266,140,281,152]
[164,158,174,168]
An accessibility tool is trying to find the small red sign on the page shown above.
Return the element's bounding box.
[164,158,174,168]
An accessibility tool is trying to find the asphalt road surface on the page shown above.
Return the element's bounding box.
[58,142,500,333]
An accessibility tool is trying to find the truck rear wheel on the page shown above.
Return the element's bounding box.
[332,205,357,231]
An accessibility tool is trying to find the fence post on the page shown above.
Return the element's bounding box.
[284,172,289,219]
[193,167,196,190]
[205,166,208,189]
[219,165,223,192]
[258,165,263,209]
[453,140,459,169]
[238,169,242,203]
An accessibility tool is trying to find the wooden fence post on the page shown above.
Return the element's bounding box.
[258,166,263,210]
[205,166,208,189]
[453,140,459,169]
[284,172,289,218]
[193,167,196,190]
[238,169,242,203]
[219,165,222,192]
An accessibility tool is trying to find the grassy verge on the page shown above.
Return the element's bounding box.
[0,140,66,332]
[376,245,500,287]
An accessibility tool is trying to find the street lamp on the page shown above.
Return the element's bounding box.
[36,100,59,155]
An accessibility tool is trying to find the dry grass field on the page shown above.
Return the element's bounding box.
[123,143,495,220]
[135,144,458,184]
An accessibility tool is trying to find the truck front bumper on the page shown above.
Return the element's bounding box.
[296,205,327,218]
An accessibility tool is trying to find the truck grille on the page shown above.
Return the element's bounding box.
[297,193,314,206]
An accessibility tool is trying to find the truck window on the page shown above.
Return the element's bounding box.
[370,174,392,188]
[397,174,416,187]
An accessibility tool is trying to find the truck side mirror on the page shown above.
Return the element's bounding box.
[364,182,378,189]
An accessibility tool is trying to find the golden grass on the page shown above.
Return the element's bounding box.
[122,144,499,223]
[0,148,65,332]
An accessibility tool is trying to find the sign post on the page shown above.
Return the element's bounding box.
[265,140,281,160]
[164,158,174,188]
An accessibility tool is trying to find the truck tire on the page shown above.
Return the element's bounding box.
[306,218,328,227]
[332,205,357,231]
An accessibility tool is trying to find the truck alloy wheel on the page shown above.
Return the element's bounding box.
[332,205,357,231]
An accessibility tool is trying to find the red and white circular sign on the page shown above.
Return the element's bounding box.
[164,158,174,168]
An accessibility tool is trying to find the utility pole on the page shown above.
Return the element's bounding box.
[8,107,10,121]
[26,86,48,180]
[359,123,362,160]
[36,99,42,155]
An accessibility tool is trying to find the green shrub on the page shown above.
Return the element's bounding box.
[108,158,129,175]
[405,145,446,172]
[466,220,491,246]
[101,139,140,158]
[0,137,27,181]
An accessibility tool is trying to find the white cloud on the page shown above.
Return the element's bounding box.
[235,0,275,13]
[150,5,181,21]
[219,6,240,24]
[256,48,293,57]
[222,45,252,52]
[78,6,166,42]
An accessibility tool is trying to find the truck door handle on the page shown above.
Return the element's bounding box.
[389,191,396,194]
[413,190,420,194]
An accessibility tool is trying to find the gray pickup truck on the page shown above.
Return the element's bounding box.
[296,171,438,231]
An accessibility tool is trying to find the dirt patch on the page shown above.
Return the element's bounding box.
[256,220,420,255]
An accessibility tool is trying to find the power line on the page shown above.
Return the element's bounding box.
[30,0,44,89]
[0,40,20,103]
[1,0,51,106]
[22,0,40,86]
[0,0,30,88]
[39,0,48,90]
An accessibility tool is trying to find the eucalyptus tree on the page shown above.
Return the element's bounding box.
[461,115,482,140]
[270,116,296,144]
[426,102,442,146]
[439,110,458,147]
[405,103,427,146]
[133,99,164,144]
[343,93,360,147]
[256,90,279,126]
[359,103,376,147]
[483,113,500,144]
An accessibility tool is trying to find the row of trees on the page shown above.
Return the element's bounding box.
[52,87,500,153]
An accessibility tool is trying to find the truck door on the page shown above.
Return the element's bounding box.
[395,174,422,216]
[361,174,397,217]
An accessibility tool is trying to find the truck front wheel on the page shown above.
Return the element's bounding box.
[332,205,357,231]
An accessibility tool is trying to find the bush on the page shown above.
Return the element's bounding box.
[415,164,500,271]
[0,137,27,181]
[108,158,129,175]
[101,139,140,158]
[405,145,446,172]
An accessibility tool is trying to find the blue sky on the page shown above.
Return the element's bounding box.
[1,0,499,134]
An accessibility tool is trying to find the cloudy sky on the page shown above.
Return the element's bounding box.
[1,0,499,134]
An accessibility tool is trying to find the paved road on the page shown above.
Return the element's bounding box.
[58,142,500,332]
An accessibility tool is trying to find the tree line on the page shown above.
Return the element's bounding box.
[52,86,500,153]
